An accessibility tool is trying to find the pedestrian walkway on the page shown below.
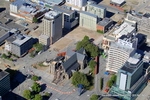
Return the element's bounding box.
[36,81,76,95]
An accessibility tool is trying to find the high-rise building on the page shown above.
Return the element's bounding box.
[106,33,138,72]
[109,53,147,100]
[0,69,10,96]
[43,11,62,44]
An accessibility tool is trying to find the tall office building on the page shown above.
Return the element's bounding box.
[109,53,147,100]
[0,69,10,96]
[106,33,138,72]
[43,11,62,44]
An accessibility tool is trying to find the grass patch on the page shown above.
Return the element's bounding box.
[97,30,104,34]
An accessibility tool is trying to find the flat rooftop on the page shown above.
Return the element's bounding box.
[112,22,135,36]
[0,70,9,80]
[12,34,31,46]
[53,5,74,15]
[110,41,134,53]
[98,18,113,26]
[40,0,64,5]
[111,0,125,5]
[44,11,61,19]
[80,11,97,18]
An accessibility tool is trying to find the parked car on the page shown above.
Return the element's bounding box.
[33,26,39,30]
[104,71,110,75]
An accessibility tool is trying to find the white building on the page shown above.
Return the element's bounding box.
[106,33,138,72]
[66,0,87,8]
[43,11,62,44]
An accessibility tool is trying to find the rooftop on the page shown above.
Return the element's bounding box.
[11,0,25,7]
[0,70,9,80]
[111,0,125,5]
[53,5,74,15]
[112,21,135,36]
[44,11,61,19]
[110,41,135,52]
[40,0,63,5]
[98,18,113,26]
[19,3,37,14]
[121,53,142,73]
[80,11,97,18]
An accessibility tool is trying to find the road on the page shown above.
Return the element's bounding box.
[134,0,150,12]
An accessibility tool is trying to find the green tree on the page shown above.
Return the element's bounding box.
[89,60,96,71]
[33,94,43,100]
[100,78,103,90]
[110,74,117,83]
[31,75,39,81]
[107,80,113,88]
[31,82,41,93]
[72,72,90,87]
[23,90,32,99]
[44,92,51,97]
[90,94,99,100]
[33,17,38,23]
[33,43,43,52]
[2,53,8,59]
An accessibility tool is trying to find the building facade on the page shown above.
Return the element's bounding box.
[53,5,79,30]
[87,3,106,18]
[5,33,33,57]
[66,0,87,8]
[0,70,10,96]
[109,54,147,100]
[106,34,138,72]
[43,11,62,44]
[79,11,97,31]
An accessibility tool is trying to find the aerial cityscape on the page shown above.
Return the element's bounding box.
[0,0,150,100]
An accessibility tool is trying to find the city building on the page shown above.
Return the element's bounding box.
[79,11,97,31]
[10,2,47,23]
[49,48,87,84]
[109,53,147,100]
[0,29,15,45]
[0,69,10,96]
[43,11,62,44]
[106,33,138,72]
[52,5,79,30]
[102,19,136,50]
[127,12,150,33]
[66,0,87,8]
[110,0,125,7]
[5,32,33,57]
[39,34,50,47]
[97,18,114,33]
[87,1,106,18]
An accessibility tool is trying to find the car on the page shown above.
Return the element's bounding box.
[33,26,39,30]
[55,99,60,100]
[24,28,28,31]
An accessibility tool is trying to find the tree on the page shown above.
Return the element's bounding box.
[33,17,38,23]
[33,94,43,100]
[110,74,117,83]
[2,53,7,59]
[33,43,43,52]
[100,78,103,90]
[107,80,113,88]
[31,75,39,81]
[89,60,96,71]
[31,82,41,93]
[23,90,32,99]
[90,94,99,100]
[72,72,90,87]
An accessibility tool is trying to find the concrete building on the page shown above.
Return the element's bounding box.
[97,18,113,33]
[110,0,125,7]
[106,33,138,72]
[79,11,97,31]
[43,11,62,44]
[10,0,24,14]
[66,0,87,8]
[5,32,33,57]
[10,2,47,23]
[87,1,106,18]
[39,34,50,46]
[102,19,136,50]
[0,69,10,96]
[126,12,150,33]
[109,53,147,100]
[52,5,79,30]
